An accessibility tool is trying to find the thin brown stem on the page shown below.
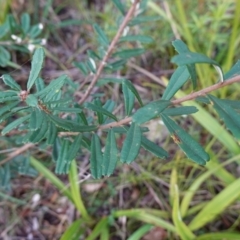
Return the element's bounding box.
[0,143,35,166]
[78,0,140,105]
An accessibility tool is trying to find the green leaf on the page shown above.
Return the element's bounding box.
[46,121,58,145]
[2,74,21,91]
[113,48,145,59]
[28,24,42,38]
[2,114,30,135]
[172,39,190,53]
[208,95,240,139]
[123,79,143,106]
[94,98,104,124]
[47,114,97,132]
[102,100,115,123]
[60,219,85,240]
[172,52,220,66]
[25,94,38,107]
[93,23,109,47]
[105,59,127,71]
[29,114,48,143]
[187,64,197,89]
[90,134,103,179]
[35,77,45,92]
[55,139,70,174]
[0,91,19,102]
[27,48,45,91]
[195,232,240,240]
[189,177,240,231]
[163,106,198,116]
[219,99,240,110]
[127,224,153,240]
[51,107,82,113]
[0,101,19,117]
[141,136,168,159]
[29,108,44,130]
[67,134,82,163]
[73,62,89,76]
[21,13,30,34]
[35,75,66,98]
[161,114,209,165]
[84,102,118,121]
[86,58,96,73]
[122,82,135,116]
[102,129,118,176]
[0,46,10,67]
[119,35,153,44]
[120,123,141,164]
[132,100,171,125]
[112,0,125,15]
[162,66,190,100]
[97,77,123,86]
[224,60,240,80]
[129,16,160,26]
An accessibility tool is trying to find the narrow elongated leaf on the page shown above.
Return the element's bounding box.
[112,0,125,15]
[161,114,209,165]
[55,139,70,174]
[46,121,57,145]
[29,108,44,130]
[120,123,141,164]
[73,62,89,76]
[27,48,45,91]
[51,107,82,113]
[122,82,135,115]
[0,101,18,117]
[21,13,30,34]
[187,64,197,89]
[208,95,240,139]
[97,77,123,85]
[171,52,220,66]
[224,60,240,80]
[90,134,103,179]
[172,39,190,53]
[132,100,170,125]
[102,129,118,176]
[219,99,240,110]
[35,75,66,98]
[172,185,196,240]
[67,134,82,162]
[0,91,19,102]
[189,177,240,231]
[35,77,45,92]
[29,114,48,143]
[2,74,21,91]
[93,23,109,46]
[162,66,189,100]
[113,48,145,59]
[2,114,30,135]
[141,136,168,158]
[195,232,240,240]
[105,59,127,71]
[129,16,160,26]
[102,100,115,122]
[84,102,118,121]
[119,35,153,43]
[47,114,97,132]
[163,106,198,116]
[123,80,143,106]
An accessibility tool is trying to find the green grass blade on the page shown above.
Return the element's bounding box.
[60,219,85,240]
[30,157,73,201]
[195,232,240,240]
[85,217,108,240]
[189,177,240,231]
[127,224,153,240]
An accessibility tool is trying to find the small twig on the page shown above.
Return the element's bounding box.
[0,143,34,166]
[78,0,141,104]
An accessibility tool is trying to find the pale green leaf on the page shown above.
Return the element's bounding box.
[93,23,109,47]
[113,48,145,59]
[132,100,170,125]
[224,60,240,80]
[55,139,70,174]
[112,0,125,15]
[119,35,153,44]
[27,48,45,91]
[29,108,44,130]
[2,74,21,91]
[162,66,189,100]
[163,106,198,116]
[189,177,240,231]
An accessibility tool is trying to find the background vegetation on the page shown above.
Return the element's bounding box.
[0,0,240,239]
